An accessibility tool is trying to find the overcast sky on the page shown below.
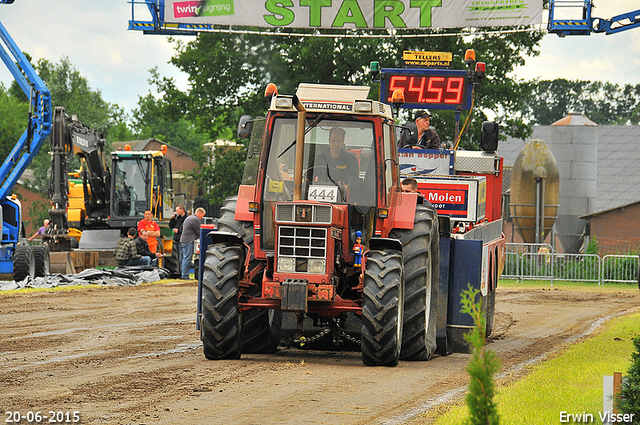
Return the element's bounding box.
[1,0,639,115]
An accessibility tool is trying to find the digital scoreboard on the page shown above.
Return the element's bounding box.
[380,68,473,110]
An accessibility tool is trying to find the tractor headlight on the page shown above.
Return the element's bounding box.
[278,257,295,272]
[308,259,326,274]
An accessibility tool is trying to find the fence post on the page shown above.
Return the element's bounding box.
[551,252,554,287]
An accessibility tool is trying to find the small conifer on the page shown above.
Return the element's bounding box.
[460,286,501,425]
[616,336,640,423]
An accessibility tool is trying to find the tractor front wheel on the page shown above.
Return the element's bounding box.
[361,249,404,367]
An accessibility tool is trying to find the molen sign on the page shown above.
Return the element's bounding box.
[165,0,542,30]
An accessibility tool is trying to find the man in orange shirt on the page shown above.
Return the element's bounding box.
[137,210,161,253]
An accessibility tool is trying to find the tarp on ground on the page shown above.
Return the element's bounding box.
[0,266,171,291]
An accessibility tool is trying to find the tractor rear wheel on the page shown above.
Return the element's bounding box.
[13,245,35,282]
[201,243,243,360]
[484,251,498,337]
[390,204,440,361]
[217,196,254,258]
[32,244,50,277]
[361,249,403,366]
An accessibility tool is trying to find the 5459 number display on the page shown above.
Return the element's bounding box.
[5,411,80,423]
[380,69,473,110]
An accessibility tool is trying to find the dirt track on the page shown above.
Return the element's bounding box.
[1,282,639,425]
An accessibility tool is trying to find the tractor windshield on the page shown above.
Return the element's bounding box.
[263,117,376,205]
[260,116,378,251]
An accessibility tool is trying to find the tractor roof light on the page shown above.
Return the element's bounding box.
[275,96,294,109]
[464,49,476,66]
[370,61,380,79]
[161,144,168,154]
[475,62,486,82]
[354,100,373,113]
[124,144,131,151]
[265,83,278,99]
[391,89,405,108]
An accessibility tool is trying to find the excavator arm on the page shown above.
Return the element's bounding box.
[48,107,111,240]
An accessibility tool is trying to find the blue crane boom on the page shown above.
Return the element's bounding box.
[549,0,640,36]
[0,10,52,280]
[0,20,52,199]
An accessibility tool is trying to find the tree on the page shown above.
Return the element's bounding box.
[0,83,29,162]
[130,72,209,156]
[19,57,133,193]
[186,143,247,207]
[147,28,544,198]
[524,79,640,125]
[157,28,544,148]
[616,336,640,422]
[461,286,501,425]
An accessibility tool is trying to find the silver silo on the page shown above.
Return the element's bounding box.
[547,112,598,253]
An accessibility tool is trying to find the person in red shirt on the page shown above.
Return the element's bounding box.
[137,210,161,253]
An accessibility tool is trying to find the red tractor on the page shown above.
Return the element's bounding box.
[197,68,503,366]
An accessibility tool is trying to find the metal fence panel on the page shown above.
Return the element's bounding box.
[501,250,639,285]
[552,253,601,284]
[601,255,639,284]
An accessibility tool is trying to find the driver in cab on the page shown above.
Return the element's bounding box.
[311,127,359,193]
[400,110,441,149]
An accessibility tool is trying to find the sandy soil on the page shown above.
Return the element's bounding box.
[1,282,639,425]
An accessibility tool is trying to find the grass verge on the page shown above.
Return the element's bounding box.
[434,311,640,424]
[500,278,639,293]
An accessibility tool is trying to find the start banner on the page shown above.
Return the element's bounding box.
[165,0,542,30]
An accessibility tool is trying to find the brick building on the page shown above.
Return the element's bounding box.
[13,182,50,236]
[581,202,640,255]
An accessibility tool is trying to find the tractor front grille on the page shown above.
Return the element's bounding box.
[277,226,327,273]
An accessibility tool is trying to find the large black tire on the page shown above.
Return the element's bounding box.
[164,248,180,278]
[390,204,440,361]
[361,249,404,367]
[32,244,50,277]
[201,244,243,360]
[484,249,498,337]
[13,245,35,282]
[217,196,282,354]
[484,289,496,337]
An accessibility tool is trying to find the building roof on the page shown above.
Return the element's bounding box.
[498,124,640,216]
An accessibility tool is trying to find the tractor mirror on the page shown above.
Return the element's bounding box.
[480,121,499,152]
[237,115,253,139]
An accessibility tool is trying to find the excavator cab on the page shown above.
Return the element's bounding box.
[110,149,173,228]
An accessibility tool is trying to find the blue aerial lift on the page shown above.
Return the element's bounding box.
[548,0,640,36]
[129,0,203,36]
[0,6,53,280]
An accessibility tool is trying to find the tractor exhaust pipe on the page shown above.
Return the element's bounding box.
[292,95,306,201]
